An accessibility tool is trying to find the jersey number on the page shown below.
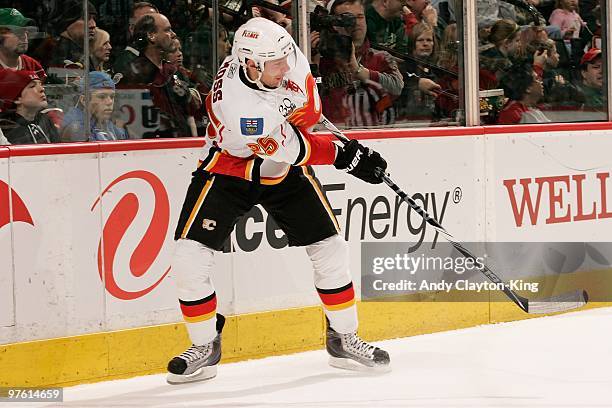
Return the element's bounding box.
[212,61,231,103]
[247,137,279,156]
[212,79,223,102]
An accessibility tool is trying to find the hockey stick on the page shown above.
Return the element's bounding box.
[319,115,589,314]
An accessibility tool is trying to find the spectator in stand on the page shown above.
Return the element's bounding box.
[479,19,520,88]
[549,0,584,41]
[434,22,460,120]
[403,0,438,37]
[166,39,209,135]
[576,47,603,111]
[479,19,547,88]
[578,0,600,46]
[120,13,200,138]
[477,0,517,30]
[517,26,546,62]
[411,21,437,59]
[549,0,587,66]
[41,0,98,69]
[430,0,454,30]
[396,22,440,121]
[437,22,457,70]
[0,8,45,77]
[61,71,127,142]
[523,38,583,108]
[318,0,404,127]
[497,65,551,124]
[184,22,232,92]
[252,1,293,33]
[113,2,159,76]
[91,28,112,72]
[0,70,60,144]
[365,0,410,53]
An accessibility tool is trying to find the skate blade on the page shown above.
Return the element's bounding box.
[328,356,391,373]
[166,365,218,385]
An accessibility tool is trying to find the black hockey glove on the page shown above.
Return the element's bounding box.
[334,139,387,184]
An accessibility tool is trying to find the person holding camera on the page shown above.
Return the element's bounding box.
[317,0,404,127]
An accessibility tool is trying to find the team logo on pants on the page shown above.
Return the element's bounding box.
[202,219,217,231]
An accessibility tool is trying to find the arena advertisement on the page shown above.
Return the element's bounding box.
[487,129,612,242]
[229,135,484,313]
[5,152,106,343]
[0,148,14,328]
[114,89,161,139]
[97,148,204,328]
[0,128,610,343]
[0,134,483,340]
[484,129,612,307]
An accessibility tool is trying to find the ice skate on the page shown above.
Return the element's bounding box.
[167,314,225,384]
[326,319,390,372]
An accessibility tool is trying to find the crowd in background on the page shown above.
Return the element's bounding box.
[315,0,604,126]
[0,0,606,145]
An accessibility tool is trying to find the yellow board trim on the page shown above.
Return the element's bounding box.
[1,301,610,388]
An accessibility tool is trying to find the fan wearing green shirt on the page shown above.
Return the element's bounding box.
[365,0,410,53]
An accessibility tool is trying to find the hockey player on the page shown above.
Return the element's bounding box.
[167,17,390,384]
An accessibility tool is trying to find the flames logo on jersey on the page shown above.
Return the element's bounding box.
[287,73,322,129]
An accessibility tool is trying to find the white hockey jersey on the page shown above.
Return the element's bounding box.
[200,45,337,184]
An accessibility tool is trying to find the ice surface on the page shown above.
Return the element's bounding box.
[31,307,612,408]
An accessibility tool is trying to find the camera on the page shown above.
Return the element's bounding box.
[310,5,356,31]
[310,5,355,61]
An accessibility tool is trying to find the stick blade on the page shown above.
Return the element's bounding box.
[527,290,589,314]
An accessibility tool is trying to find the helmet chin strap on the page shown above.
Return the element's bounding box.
[242,62,282,91]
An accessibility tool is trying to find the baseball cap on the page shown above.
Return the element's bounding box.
[78,71,116,93]
[0,69,41,109]
[0,8,35,29]
[581,48,602,66]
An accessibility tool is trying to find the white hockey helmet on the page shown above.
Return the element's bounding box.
[233,17,296,88]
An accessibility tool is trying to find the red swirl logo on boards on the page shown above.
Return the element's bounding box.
[92,171,170,300]
[0,181,34,229]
